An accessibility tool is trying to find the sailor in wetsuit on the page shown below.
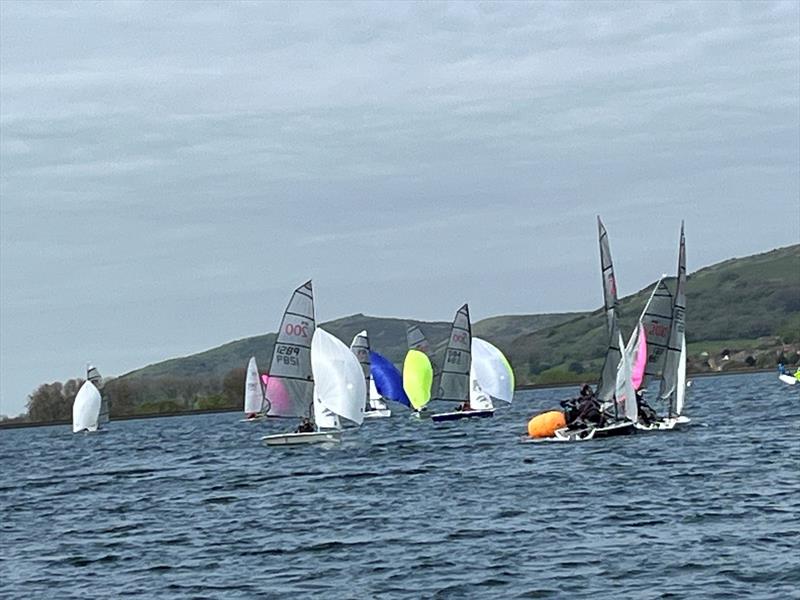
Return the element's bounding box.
[562,384,603,428]
[636,391,658,426]
[295,417,314,433]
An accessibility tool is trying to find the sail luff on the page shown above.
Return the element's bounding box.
[264,280,316,419]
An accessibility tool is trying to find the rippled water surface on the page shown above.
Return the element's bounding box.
[2,372,799,599]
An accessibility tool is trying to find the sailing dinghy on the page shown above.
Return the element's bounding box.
[350,330,391,418]
[636,224,691,430]
[242,356,267,421]
[779,373,798,385]
[72,379,103,433]
[259,281,334,446]
[86,363,109,429]
[429,304,498,423]
[529,218,635,441]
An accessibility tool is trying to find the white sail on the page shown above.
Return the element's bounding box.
[72,381,102,433]
[614,333,638,423]
[675,336,687,416]
[349,330,371,411]
[640,277,674,383]
[435,304,471,402]
[311,328,366,426]
[470,337,514,404]
[243,356,264,415]
[596,217,621,402]
[660,223,687,408]
[265,280,315,418]
[313,385,341,429]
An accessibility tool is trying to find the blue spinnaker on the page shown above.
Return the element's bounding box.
[369,351,410,407]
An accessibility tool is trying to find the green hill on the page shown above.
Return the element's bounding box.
[503,244,800,384]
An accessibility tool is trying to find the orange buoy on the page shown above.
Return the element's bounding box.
[527,410,566,438]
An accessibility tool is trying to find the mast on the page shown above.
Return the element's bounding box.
[264,280,316,421]
[434,304,471,402]
[596,217,621,407]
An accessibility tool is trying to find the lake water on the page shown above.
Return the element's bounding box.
[1,372,798,599]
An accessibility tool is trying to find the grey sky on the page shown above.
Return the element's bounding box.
[1,1,798,415]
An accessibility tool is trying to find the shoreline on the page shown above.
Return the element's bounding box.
[0,367,779,430]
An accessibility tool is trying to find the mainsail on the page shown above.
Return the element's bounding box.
[435,304,471,402]
[87,364,109,425]
[659,223,687,414]
[349,330,371,411]
[406,324,433,357]
[640,277,674,384]
[311,328,366,426]
[243,356,265,415]
[596,217,621,402]
[264,280,315,418]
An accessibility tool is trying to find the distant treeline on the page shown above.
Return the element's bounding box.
[6,367,248,425]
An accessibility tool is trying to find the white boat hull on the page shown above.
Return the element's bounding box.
[261,430,342,446]
[363,408,391,419]
[240,415,265,423]
[635,415,691,431]
[779,374,797,385]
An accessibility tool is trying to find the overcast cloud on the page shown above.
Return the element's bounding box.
[1,1,798,415]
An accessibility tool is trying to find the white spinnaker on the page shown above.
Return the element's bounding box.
[675,336,687,416]
[614,333,638,422]
[469,379,494,409]
[313,386,341,429]
[470,337,514,404]
[243,357,264,415]
[311,328,366,426]
[72,381,102,433]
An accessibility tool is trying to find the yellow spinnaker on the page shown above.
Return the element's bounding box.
[403,349,433,411]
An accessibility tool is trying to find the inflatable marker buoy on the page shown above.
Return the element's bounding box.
[528,410,566,439]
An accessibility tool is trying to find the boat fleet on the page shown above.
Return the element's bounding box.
[71,217,707,444]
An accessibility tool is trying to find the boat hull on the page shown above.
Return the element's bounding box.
[431,409,495,423]
[533,420,636,442]
[261,430,342,446]
[364,408,391,419]
[779,374,797,385]
[240,416,264,423]
[635,415,691,431]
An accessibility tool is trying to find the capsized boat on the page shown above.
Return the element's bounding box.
[403,349,433,417]
[350,330,391,418]
[242,356,267,421]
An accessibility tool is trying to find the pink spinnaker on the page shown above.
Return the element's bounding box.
[631,325,648,390]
